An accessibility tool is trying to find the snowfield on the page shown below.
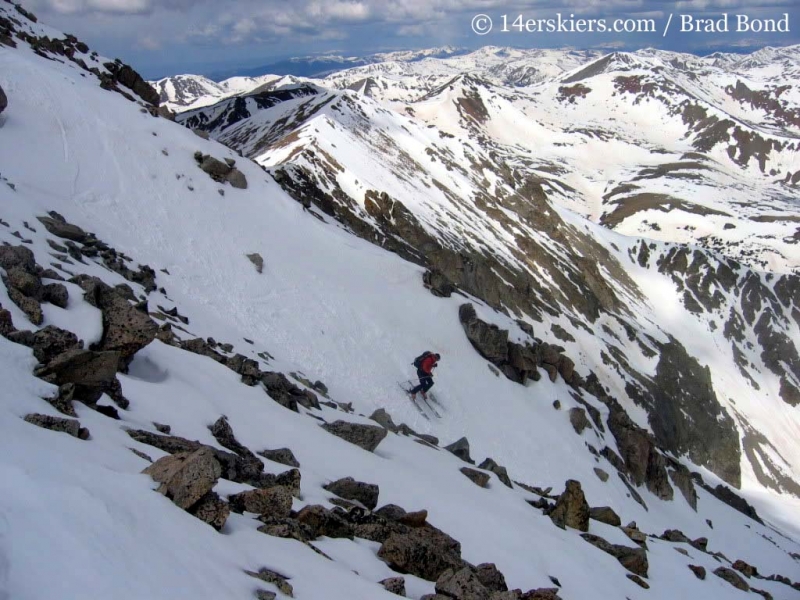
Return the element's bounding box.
[1,4,800,600]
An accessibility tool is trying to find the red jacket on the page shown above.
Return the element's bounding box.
[420,354,438,375]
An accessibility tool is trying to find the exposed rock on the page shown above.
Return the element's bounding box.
[188,491,229,530]
[520,589,562,600]
[400,510,429,527]
[569,407,590,434]
[435,567,490,600]
[626,574,649,589]
[226,353,262,385]
[459,303,508,363]
[690,537,708,552]
[228,487,293,518]
[247,253,264,274]
[23,413,88,439]
[713,567,750,591]
[6,266,42,298]
[620,526,648,546]
[142,447,222,510]
[0,245,36,272]
[245,568,294,597]
[688,565,706,580]
[261,371,320,411]
[208,416,263,479]
[321,420,387,452]
[699,482,762,524]
[668,464,698,510]
[661,529,691,544]
[42,283,69,308]
[732,559,758,578]
[257,516,314,542]
[323,476,379,510]
[549,480,590,531]
[478,458,513,488]
[379,577,406,596]
[7,325,80,364]
[589,506,621,527]
[593,467,609,482]
[46,383,77,416]
[0,84,6,114]
[476,563,508,592]
[226,168,248,189]
[296,505,354,539]
[258,448,300,468]
[5,284,42,325]
[445,437,474,464]
[34,349,120,404]
[460,467,490,488]
[255,590,276,600]
[581,534,649,577]
[0,305,15,337]
[378,527,464,581]
[370,408,398,432]
[195,153,248,188]
[423,269,456,297]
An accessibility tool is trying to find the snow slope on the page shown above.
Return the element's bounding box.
[1,5,800,600]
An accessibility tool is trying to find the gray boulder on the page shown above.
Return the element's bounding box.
[36,214,90,243]
[0,84,6,114]
[476,563,508,592]
[459,303,508,363]
[581,533,649,577]
[245,568,294,597]
[379,577,406,596]
[188,491,229,530]
[378,527,464,581]
[321,420,387,452]
[323,476,379,510]
[34,349,120,403]
[295,505,354,539]
[226,168,248,189]
[445,436,474,464]
[713,567,749,591]
[142,447,222,509]
[8,325,80,364]
[370,408,398,432]
[569,407,590,435]
[549,480,590,531]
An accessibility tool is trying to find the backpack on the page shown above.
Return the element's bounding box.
[412,351,433,368]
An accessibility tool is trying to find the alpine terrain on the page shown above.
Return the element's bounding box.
[1,2,800,600]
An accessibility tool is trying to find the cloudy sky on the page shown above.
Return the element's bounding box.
[19,0,798,79]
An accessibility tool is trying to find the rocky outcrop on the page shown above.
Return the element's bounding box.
[142,447,222,510]
[688,565,706,580]
[0,245,44,324]
[549,480,590,531]
[694,477,762,523]
[103,60,159,105]
[0,83,7,114]
[380,577,406,596]
[23,413,89,439]
[295,505,354,539]
[194,152,248,189]
[245,568,294,598]
[581,534,649,577]
[475,563,508,592]
[323,477,379,510]
[435,567,490,600]
[261,372,320,411]
[189,492,229,530]
[321,420,387,452]
[569,407,590,434]
[34,349,120,404]
[423,269,456,297]
[7,325,80,365]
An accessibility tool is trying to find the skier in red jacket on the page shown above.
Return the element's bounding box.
[409,352,440,400]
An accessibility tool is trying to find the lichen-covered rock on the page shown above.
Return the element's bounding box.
[435,567,490,600]
[228,487,293,518]
[244,568,294,597]
[379,576,406,596]
[549,480,590,531]
[258,448,300,468]
[569,407,590,434]
[445,437,474,464]
[378,527,464,582]
[581,533,649,577]
[7,325,80,364]
[295,505,354,539]
[188,491,229,530]
[589,506,621,527]
[476,563,508,592]
[460,467,490,488]
[24,413,89,439]
[713,567,749,591]
[33,348,120,403]
[142,447,222,510]
[478,458,513,488]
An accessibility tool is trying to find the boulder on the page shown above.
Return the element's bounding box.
[589,506,621,527]
[626,574,649,589]
[34,349,120,403]
[142,447,222,509]
[5,266,42,298]
[200,156,230,179]
[261,371,319,411]
[520,589,562,600]
[6,284,42,325]
[549,480,590,531]
[668,464,698,510]
[478,458,513,488]
[713,567,749,591]
[188,491,229,530]
[258,448,300,468]
[321,420,387,452]
[688,565,706,580]
[257,516,314,542]
[7,325,80,364]
[226,168,248,189]
[460,467,490,488]
[370,408,398,432]
[257,468,301,498]
[0,305,14,337]
[226,353,262,385]
[476,563,508,592]
[558,356,576,383]
[295,505,354,539]
[0,84,6,114]
[379,577,406,596]
[246,253,264,274]
[423,269,456,297]
[0,245,36,272]
[23,413,88,439]
[378,527,464,581]
[661,529,691,544]
[732,559,758,578]
[593,467,609,482]
[569,407,590,435]
[228,487,293,518]
[445,437,474,464]
[581,533,649,577]
[323,477,379,510]
[435,567,490,600]
[42,283,69,308]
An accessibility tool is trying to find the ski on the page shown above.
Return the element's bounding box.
[398,383,430,420]
[426,393,446,412]
[420,396,442,418]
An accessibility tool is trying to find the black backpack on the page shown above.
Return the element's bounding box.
[412,351,433,368]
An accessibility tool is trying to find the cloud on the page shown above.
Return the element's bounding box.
[26,0,201,15]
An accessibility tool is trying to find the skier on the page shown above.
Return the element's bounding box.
[409,351,440,401]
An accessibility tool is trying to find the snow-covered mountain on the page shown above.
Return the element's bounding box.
[2,3,800,600]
